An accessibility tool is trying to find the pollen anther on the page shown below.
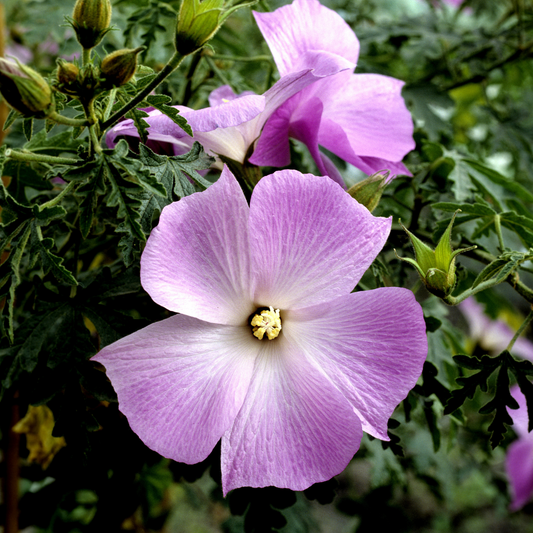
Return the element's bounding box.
[251,306,282,340]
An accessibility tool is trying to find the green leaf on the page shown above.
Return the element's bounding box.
[30,224,77,286]
[500,212,533,247]
[444,354,499,414]
[0,182,32,226]
[442,152,476,202]
[3,108,19,131]
[15,302,69,372]
[478,357,514,448]
[472,254,523,289]
[464,158,533,203]
[146,94,193,136]
[32,204,67,226]
[24,129,84,156]
[123,1,177,55]
[22,117,33,141]
[137,142,214,233]
[432,201,496,217]
[5,223,32,343]
[125,107,150,145]
[82,305,124,347]
[75,164,107,238]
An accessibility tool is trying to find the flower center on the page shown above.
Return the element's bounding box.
[250,306,282,340]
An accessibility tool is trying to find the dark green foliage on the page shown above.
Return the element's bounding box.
[445,352,533,447]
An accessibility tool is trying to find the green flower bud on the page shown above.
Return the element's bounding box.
[175,0,235,56]
[72,0,112,50]
[100,47,145,88]
[0,58,53,117]
[396,211,475,298]
[56,59,80,95]
[347,170,391,212]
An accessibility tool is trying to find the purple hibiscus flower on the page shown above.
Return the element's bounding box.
[460,299,533,361]
[93,167,428,493]
[249,0,415,181]
[506,385,533,510]
[106,47,353,178]
[107,0,414,186]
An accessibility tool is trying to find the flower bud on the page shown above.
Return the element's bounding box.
[72,0,112,50]
[0,58,53,117]
[175,0,225,56]
[99,47,145,88]
[56,59,80,95]
[347,170,391,212]
[396,211,475,298]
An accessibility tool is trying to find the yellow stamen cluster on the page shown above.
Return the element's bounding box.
[251,306,282,340]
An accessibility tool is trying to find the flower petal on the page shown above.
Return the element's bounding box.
[253,0,359,77]
[221,335,363,493]
[284,287,428,439]
[507,437,533,510]
[106,95,265,149]
[318,73,415,163]
[141,166,254,325]
[509,385,530,439]
[248,170,391,309]
[92,315,258,464]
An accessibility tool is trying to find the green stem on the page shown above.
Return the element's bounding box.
[510,272,533,304]
[442,276,509,305]
[494,214,505,252]
[204,55,231,87]
[507,307,533,352]
[39,181,76,210]
[103,88,118,122]
[89,124,102,155]
[48,111,89,128]
[100,51,186,131]
[82,47,91,67]
[5,149,78,165]
[210,54,273,63]
[85,98,102,156]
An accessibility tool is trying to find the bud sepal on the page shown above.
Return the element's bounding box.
[347,170,391,212]
[396,211,476,298]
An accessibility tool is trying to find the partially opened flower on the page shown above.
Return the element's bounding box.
[506,385,533,510]
[93,167,427,493]
[106,51,353,183]
[249,0,415,182]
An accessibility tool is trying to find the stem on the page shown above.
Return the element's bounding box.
[181,52,203,106]
[85,98,102,156]
[210,54,273,63]
[103,88,118,122]
[204,55,231,87]
[510,272,533,304]
[48,111,89,128]
[507,307,533,352]
[82,47,91,67]
[100,51,186,131]
[494,214,505,252]
[443,276,509,305]
[6,148,79,165]
[40,181,76,210]
[89,124,102,155]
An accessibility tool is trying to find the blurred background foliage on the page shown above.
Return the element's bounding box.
[3,0,533,531]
